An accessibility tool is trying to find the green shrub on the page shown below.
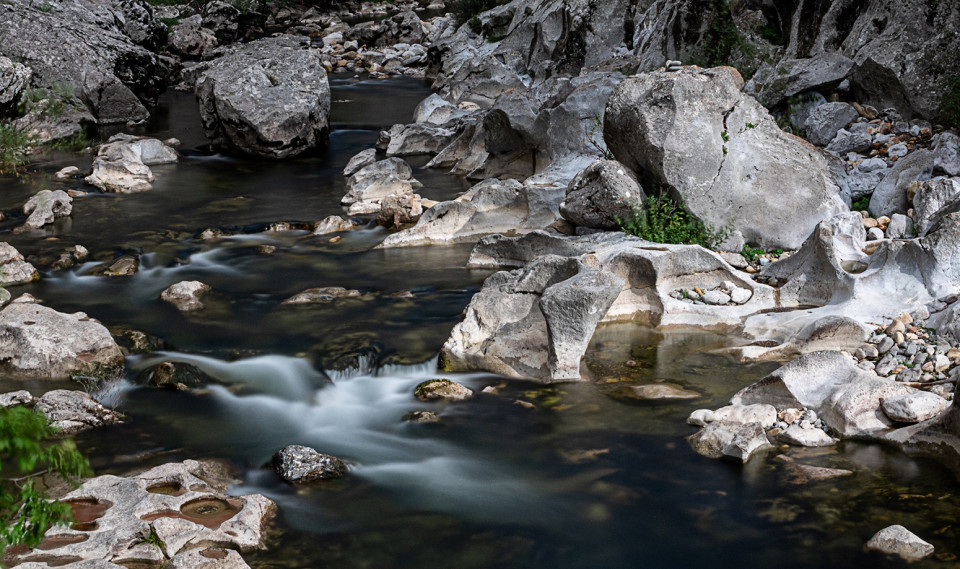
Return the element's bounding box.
[618,192,727,249]
[0,407,92,552]
[0,122,34,175]
[850,195,871,213]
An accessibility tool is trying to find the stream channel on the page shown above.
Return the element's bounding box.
[1,77,959,568]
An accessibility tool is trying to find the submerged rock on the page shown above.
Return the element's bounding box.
[401,410,440,423]
[196,35,330,159]
[34,389,122,435]
[161,281,211,312]
[864,525,934,562]
[22,189,73,229]
[0,243,40,286]
[272,445,346,483]
[282,287,361,304]
[604,66,845,250]
[608,383,699,401]
[0,303,124,380]
[687,421,771,463]
[414,379,474,401]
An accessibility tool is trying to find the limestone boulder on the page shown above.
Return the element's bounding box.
[7,460,275,568]
[441,255,624,382]
[376,178,562,248]
[196,35,330,159]
[379,123,457,157]
[803,102,858,146]
[559,160,645,230]
[168,15,219,59]
[0,303,124,380]
[0,243,40,286]
[414,379,474,401]
[744,54,854,110]
[342,158,421,214]
[687,420,771,463]
[85,134,178,193]
[23,189,72,229]
[869,150,934,218]
[881,392,950,424]
[34,389,122,435]
[733,351,916,437]
[604,66,845,250]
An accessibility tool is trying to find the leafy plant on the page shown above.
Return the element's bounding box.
[0,407,92,552]
[17,83,75,121]
[741,245,783,262]
[0,122,34,175]
[618,191,727,249]
[851,195,871,214]
[745,122,756,129]
[720,130,729,142]
[587,114,614,160]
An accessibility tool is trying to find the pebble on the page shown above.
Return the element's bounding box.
[877,336,895,354]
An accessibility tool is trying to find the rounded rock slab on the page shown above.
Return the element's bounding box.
[414,378,474,401]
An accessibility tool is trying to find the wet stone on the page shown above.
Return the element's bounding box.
[414,379,474,401]
[272,444,347,483]
[401,410,440,423]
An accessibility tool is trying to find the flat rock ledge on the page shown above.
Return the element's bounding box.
[7,459,276,569]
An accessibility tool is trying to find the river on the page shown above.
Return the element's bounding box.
[0,76,957,568]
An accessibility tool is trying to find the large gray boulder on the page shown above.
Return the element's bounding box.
[168,14,218,58]
[0,0,164,125]
[85,134,178,193]
[604,66,846,250]
[868,150,935,218]
[195,35,330,159]
[0,243,39,286]
[744,54,854,110]
[802,102,858,146]
[559,160,645,230]
[7,460,275,568]
[0,303,124,380]
[440,255,624,382]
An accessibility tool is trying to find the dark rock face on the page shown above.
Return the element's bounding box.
[195,35,331,159]
[744,0,960,120]
[272,445,346,483]
[0,0,166,124]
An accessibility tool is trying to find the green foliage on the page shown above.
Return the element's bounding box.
[17,83,75,121]
[158,16,180,28]
[740,245,782,262]
[943,76,960,130]
[745,122,756,129]
[687,0,742,68]
[720,130,729,142]
[0,122,34,175]
[0,407,92,552]
[851,195,871,213]
[757,24,784,45]
[48,130,93,152]
[618,192,727,249]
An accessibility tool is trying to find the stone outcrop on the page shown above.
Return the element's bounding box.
[7,460,275,568]
[604,66,846,250]
[0,0,165,126]
[85,134,178,193]
[161,281,211,312]
[0,303,124,380]
[195,35,330,159]
[342,157,421,215]
[0,243,40,286]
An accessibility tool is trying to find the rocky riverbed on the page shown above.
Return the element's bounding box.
[2,0,960,567]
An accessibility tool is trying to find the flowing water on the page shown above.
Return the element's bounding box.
[1,78,959,569]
